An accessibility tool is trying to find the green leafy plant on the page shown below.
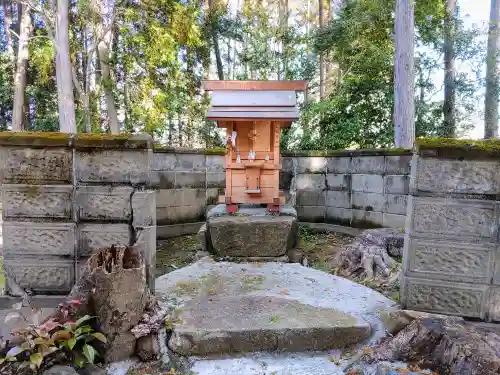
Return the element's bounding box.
[0,299,107,371]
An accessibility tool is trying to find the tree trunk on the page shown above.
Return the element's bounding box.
[393,0,415,148]
[319,0,325,99]
[11,4,30,131]
[485,0,500,139]
[97,2,119,134]
[1,0,13,57]
[443,0,457,137]
[55,0,77,133]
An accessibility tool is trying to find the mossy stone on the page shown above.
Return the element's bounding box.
[0,132,71,147]
[73,133,152,149]
[417,137,500,159]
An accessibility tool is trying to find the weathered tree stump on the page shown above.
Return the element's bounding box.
[56,244,154,363]
[361,317,500,375]
[330,228,403,283]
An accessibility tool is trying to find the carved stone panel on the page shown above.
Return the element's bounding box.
[488,287,500,322]
[4,147,72,184]
[76,149,151,184]
[4,258,75,293]
[404,237,494,284]
[75,186,133,222]
[3,222,76,258]
[409,196,497,240]
[78,223,130,257]
[3,184,73,219]
[403,277,487,318]
[415,157,499,195]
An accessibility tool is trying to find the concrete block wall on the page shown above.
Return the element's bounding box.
[401,140,500,321]
[152,148,225,228]
[0,133,156,295]
[281,149,412,229]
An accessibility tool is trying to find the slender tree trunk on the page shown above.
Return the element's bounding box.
[319,0,325,99]
[304,0,311,101]
[208,0,224,80]
[485,0,500,138]
[443,0,456,137]
[325,0,333,95]
[393,0,415,148]
[55,0,77,133]
[97,1,119,133]
[11,4,30,131]
[1,0,13,57]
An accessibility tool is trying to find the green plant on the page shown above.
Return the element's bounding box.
[0,299,107,371]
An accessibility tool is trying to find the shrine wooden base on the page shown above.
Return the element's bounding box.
[219,193,286,213]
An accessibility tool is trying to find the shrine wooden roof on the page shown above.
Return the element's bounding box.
[203,80,306,123]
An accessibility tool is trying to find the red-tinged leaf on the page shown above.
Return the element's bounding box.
[40,319,61,332]
[51,330,72,342]
[69,299,82,305]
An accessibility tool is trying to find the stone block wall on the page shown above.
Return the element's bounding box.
[152,148,225,227]
[401,140,500,321]
[0,133,156,295]
[152,148,411,233]
[281,149,412,229]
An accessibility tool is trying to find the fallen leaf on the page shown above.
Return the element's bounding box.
[279,290,289,295]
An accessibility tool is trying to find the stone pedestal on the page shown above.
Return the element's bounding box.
[202,204,299,261]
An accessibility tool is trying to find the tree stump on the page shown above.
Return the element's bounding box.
[361,317,500,375]
[62,244,153,362]
[330,228,404,282]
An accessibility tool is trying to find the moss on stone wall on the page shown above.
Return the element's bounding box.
[417,138,500,159]
[0,132,71,147]
[74,133,152,149]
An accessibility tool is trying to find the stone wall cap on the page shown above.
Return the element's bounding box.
[281,148,412,157]
[0,132,72,147]
[74,133,152,149]
[153,145,226,155]
[417,138,500,159]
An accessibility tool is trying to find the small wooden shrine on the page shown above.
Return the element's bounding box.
[203,80,306,212]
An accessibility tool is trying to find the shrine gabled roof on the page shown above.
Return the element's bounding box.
[203,80,305,122]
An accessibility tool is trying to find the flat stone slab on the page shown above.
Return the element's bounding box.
[206,204,298,258]
[156,259,395,357]
[170,295,369,356]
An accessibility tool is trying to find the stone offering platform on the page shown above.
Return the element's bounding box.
[200,204,299,261]
[155,258,394,357]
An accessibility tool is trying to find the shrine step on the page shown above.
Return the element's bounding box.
[155,259,394,358]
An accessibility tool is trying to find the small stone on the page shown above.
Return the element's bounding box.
[136,334,161,362]
[195,251,211,260]
[43,365,78,375]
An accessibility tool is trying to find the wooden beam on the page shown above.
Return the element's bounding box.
[202,80,307,92]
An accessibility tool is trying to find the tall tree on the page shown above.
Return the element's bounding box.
[443,0,456,137]
[319,0,325,99]
[55,0,77,133]
[485,0,500,138]
[11,3,30,131]
[394,0,415,148]
[97,0,119,133]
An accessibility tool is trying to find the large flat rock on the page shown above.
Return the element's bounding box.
[156,258,395,357]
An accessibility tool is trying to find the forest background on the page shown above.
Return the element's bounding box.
[0,0,495,150]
